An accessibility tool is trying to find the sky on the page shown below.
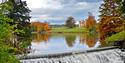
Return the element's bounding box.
[1,0,103,24]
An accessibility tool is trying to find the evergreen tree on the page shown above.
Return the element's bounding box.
[121,0,125,19]
[0,2,20,62]
[99,0,122,17]
[0,0,32,54]
[4,0,31,37]
[65,16,76,28]
[115,0,125,19]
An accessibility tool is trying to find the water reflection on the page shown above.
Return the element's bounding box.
[32,33,51,42]
[65,34,76,47]
[30,33,100,53]
[80,32,99,47]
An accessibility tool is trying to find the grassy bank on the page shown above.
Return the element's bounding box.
[51,27,86,33]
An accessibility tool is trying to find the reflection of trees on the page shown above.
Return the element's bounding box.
[65,34,76,47]
[32,33,50,42]
[86,33,98,47]
[80,32,98,47]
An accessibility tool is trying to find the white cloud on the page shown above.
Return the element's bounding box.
[0,0,102,24]
[0,0,2,3]
[25,0,63,9]
[75,2,89,9]
[23,0,102,24]
[30,15,65,21]
[26,0,42,8]
[0,0,103,25]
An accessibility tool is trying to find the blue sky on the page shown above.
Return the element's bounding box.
[6,0,102,24]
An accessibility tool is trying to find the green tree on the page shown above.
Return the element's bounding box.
[65,16,76,28]
[0,12,20,63]
[0,0,31,62]
[3,0,31,37]
[0,1,20,62]
[0,18,20,63]
[115,0,125,19]
[121,0,125,19]
[1,0,32,52]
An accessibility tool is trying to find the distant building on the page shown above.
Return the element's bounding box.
[79,12,96,28]
[79,20,86,27]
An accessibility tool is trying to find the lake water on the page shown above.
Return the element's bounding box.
[29,33,108,54]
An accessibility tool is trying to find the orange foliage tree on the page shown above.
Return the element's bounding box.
[99,16,124,41]
[31,22,51,33]
[85,12,97,32]
[85,13,96,28]
[99,0,124,42]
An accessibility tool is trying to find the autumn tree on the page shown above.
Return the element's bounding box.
[85,12,96,32]
[65,16,76,28]
[99,0,124,41]
[31,22,51,33]
[105,0,125,46]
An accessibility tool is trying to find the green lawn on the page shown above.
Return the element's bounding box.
[106,30,125,43]
[51,27,86,33]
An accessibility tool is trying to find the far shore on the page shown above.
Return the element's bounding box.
[31,27,87,33]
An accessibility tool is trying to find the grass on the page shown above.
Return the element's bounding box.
[106,30,125,43]
[51,27,86,33]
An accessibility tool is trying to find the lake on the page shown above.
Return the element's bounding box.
[29,33,109,54]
